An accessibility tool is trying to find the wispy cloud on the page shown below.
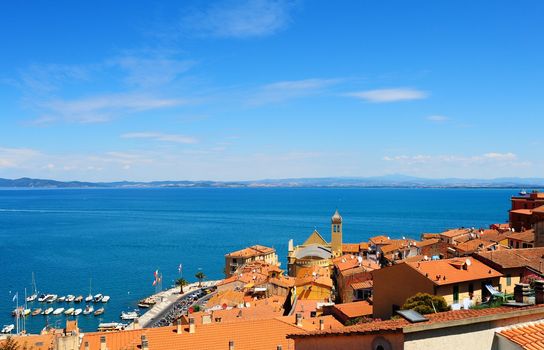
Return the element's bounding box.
[121,132,198,144]
[247,78,340,105]
[182,0,296,38]
[426,115,449,122]
[347,88,428,103]
[35,93,187,124]
[0,147,42,168]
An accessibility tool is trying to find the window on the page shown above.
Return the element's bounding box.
[506,274,512,286]
[468,283,474,297]
[453,285,459,303]
[376,346,385,350]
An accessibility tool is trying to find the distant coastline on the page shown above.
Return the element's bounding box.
[1,176,544,189]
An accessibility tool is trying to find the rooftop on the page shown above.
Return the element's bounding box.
[475,247,544,273]
[0,333,55,350]
[289,304,544,338]
[332,300,373,319]
[405,257,502,285]
[225,245,276,258]
[498,320,544,350]
[439,228,470,238]
[507,229,535,243]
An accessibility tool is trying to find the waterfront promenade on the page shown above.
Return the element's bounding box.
[135,280,219,329]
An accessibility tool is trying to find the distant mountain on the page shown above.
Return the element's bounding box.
[0,176,543,189]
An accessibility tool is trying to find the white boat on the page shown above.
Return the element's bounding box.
[85,278,93,302]
[57,296,66,302]
[53,307,65,315]
[32,308,42,316]
[94,307,105,316]
[64,308,75,315]
[66,295,75,302]
[43,307,54,315]
[83,305,94,315]
[1,324,15,334]
[74,308,82,316]
[27,272,38,302]
[23,308,31,316]
[38,294,48,302]
[120,311,139,320]
[74,295,83,303]
[101,296,110,303]
[97,322,126,332]
[93,294,103,303]
[46,295,58,303]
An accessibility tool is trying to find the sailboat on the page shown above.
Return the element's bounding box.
[85,279,93,302]
[26,273,38,302]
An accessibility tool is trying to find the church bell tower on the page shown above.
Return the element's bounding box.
[331,209,343,257]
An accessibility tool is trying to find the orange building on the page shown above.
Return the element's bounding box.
[224,245,279,277]
[372,257,502,319]
[509,191,544,231]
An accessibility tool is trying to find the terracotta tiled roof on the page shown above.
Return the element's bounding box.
[405,257,502,285]
[380,240,414,255]
[416,238,440,248]
[421,233,441,240]
[480,230,509,244]
[289,304,544,338]
[295,265,333,288]
[292,300,319,319]
[276,315,343,331]
[333,300,373,318]
[268,275,296,288]
[350,280,373,290]
[475,247,544,273]
[507,230,535,243]
[81,318,308,350]
[510,209,534,215]
[498,320,544,350]
[333,254,378,272]
[533,205,544,214]
[342,243,360,254]
[369,235,391,245]
[359,242,370,250]
[440,228,470,238]
[453,239,495,254]
[0,334,55,350]
[226,245,276,258]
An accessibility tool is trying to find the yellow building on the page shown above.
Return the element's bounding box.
[224,245,279,277]
[287,210,343,277]
[294,266,334,301]
[372,257,502,319]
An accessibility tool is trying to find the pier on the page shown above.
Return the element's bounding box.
[134,280,219,329]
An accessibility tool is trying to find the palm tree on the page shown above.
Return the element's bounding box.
[195,271,206,287]
[176,278,188,294]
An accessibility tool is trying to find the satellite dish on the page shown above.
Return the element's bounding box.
[423,255,428,261]
[465,259,472,266]
[357,256,363,263]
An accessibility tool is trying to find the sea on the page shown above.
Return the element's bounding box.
[0,187,519,333]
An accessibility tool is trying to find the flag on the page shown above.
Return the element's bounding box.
[154,269,159,278]
[152,280,157,286]
[12,292,18,302]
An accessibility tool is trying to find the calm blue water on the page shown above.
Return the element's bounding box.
[0,187,515,333]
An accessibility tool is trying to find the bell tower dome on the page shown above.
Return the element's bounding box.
[331,209,343,257]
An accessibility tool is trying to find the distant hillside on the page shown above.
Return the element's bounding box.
[0,176,543,189]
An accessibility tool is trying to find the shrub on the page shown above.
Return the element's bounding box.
[402,293,450,314]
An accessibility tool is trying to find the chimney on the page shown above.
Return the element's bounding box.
[100,336,107,350]
[277,346,283,350]
[319,319,324,331]
[202,314,212,325]
[177,318,182,334]
[296,313,303,327]
[141,335,148,350]
[229,340,235,350]
[514,283,531,304]
[84,341,89,350]
[189,317,196,334]
[535,280,544,304]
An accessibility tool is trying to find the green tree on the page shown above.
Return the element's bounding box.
[176,278,188,294]
[402,293,450,315]
[195,271,206,287]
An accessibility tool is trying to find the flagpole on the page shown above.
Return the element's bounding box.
[15,292,19,335]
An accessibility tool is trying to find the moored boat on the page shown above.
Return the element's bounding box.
[94,307,105,316]
[32,308,42,316]
[57,296,66,302]
[46,295,58,303]
[74,295,83,303]
[38,294,48,302]
[93,294,103,303]
[120,311,139,320]
[23,308,31,317]
[83,305,94,315]
[1,324,15,334]
[53,307,65,315]
[101,296,110,303]
[74,308,82,316]
[43,307,54,315]
[64,308,75,315]
[66,295,75,302]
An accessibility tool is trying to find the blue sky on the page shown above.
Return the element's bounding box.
[0,0,543,181]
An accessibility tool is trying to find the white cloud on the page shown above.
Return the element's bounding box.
[121,132,198,144]
[348,88,428,103]
[183,0,295,38]
[483,152,517,161]
[36,93,187,124]
[247,78,340,105]
[382,152,522,166]
[0,147,42,168]
[427,115,449,122]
